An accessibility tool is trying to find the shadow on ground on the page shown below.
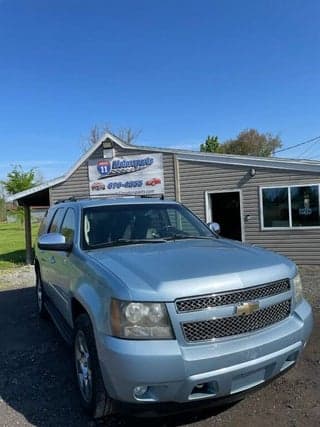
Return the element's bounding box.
[0,249,27,264]
[0,286,238,427]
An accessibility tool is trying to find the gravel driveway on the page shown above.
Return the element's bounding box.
[0,266,319,427]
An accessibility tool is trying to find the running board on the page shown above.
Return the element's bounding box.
[44,299,73,346]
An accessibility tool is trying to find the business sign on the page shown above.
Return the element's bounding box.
[88,153,164,196]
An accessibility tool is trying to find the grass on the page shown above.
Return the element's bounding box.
[0,222,39,269]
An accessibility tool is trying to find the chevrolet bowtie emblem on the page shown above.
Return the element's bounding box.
[236,301,260,316]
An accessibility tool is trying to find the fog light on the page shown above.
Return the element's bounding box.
[195,383,205,390]
[134,385,148,397]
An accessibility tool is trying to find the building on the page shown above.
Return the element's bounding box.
[9,132,320,265]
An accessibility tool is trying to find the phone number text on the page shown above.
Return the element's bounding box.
[107,180,143,190]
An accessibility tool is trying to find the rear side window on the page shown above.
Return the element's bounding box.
[60,208,76,244]
[48,208,65,233]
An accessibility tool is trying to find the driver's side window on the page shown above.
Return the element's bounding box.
[48,208,65,233]
[60,209,76,244]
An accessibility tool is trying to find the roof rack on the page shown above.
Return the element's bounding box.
[140,194,164,200]
[54,197,77,204]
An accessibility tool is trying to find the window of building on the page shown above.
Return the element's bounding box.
[262,187,289,228]
[261,184,320,229]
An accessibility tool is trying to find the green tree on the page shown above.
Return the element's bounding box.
[220,129,282,156]
[1,165,40,194]
[200,135,221,153]
[200,129,282,156]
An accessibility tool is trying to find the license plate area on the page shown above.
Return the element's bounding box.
[231,364,274,394]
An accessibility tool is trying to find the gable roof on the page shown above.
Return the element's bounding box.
[7,131,320,202]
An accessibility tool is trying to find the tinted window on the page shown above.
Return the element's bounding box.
[61,208,76,244]
[38,210,49,236]
[167,208,199,235]
[291,185,320,227]
[82,203,213,248]
[48,208,65,233]
[262,188,289,228]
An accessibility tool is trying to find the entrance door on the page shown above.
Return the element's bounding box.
[210,191,242,241]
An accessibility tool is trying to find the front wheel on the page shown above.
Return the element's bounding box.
[36,272,48,319]
[74,314,113,419]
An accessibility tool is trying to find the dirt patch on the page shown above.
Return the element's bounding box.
[0,266,319,426]
[0,265,35,289]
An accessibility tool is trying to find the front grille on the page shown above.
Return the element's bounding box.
[176,279,290,313]
[182,299,291,342]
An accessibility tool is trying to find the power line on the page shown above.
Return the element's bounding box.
[298,138,320,158]
[274,135,320,154]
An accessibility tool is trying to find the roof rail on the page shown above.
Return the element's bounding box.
[54,197,77,204]
[140,194,164,199]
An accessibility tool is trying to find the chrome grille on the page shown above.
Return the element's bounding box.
[176,279,290,313]
[182,300,291,342]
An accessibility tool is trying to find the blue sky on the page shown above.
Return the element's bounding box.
[1,0,320,182]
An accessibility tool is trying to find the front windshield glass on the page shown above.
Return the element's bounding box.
[82,203,214,249]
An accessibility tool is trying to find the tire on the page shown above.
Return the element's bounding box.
[36,271,48,319]
[74,314,113,419]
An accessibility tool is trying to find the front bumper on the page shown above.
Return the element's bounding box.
[97,299,313,405]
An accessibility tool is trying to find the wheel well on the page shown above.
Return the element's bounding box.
[34,259,40,274]
[71,298,87,323]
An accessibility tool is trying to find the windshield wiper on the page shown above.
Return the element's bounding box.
[89,238,167,249]
[163,235,214,241]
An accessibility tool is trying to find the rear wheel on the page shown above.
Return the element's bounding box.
[74,314,113,419]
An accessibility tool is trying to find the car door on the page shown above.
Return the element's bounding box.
[41,207,66,308]
[50,207,77,324]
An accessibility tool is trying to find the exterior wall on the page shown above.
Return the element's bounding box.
[50,162,90,203]
[178,160,320,265]
[49,141,320,264]
[50,144,176,204]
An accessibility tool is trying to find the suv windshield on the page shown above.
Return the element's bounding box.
[82,203,214,249]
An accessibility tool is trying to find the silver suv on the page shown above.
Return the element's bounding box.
[35,198,313,419]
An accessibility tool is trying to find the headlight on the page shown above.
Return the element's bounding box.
[293,272,303,304]
[111,299,174,339]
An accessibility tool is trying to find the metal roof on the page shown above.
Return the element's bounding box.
[7,131,320,203]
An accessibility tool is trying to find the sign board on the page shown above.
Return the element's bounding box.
[88,153,164,197]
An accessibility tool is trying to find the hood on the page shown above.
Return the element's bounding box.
[87,238,295,301]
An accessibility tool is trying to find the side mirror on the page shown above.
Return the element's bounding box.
[38,233,72,252]
[207,222,221,235]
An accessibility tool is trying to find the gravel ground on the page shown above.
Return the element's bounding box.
[0,265,319,427]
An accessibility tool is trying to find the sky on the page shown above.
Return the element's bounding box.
[1,0,320,182]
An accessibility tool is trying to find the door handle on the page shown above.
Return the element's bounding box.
[50,256,56,264]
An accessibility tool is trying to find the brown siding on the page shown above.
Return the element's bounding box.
[50,162,90,203]
[50,145,176,203]
[179,160,320,265]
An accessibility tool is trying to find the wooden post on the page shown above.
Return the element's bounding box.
[23,205,33,265]
[173,154,181,202]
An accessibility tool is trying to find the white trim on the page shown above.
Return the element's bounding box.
[205,189,244,241]
[239,190,245,241]
[288,187,293,227]
[176,153,320,173]
[205,191,212,223]
[6,176,64,202]
[260,183,320,230]
[259,187,264,230]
